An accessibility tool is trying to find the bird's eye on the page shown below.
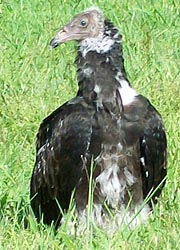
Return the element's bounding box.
[80,19,88,27]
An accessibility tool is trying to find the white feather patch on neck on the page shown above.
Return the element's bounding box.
[80,35,114,57]
[115,73,138,106]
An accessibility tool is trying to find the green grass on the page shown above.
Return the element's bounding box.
[0,0,180,249]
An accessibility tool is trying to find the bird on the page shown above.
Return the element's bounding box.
[30,7,167,231]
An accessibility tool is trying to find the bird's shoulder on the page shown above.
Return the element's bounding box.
[36,96,94,150]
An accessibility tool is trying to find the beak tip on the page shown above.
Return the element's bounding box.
[49,38,59,48]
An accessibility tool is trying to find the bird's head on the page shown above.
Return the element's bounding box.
[50,7,104,48]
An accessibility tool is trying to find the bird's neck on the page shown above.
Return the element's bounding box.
[75,20,137,112]
[78,20,128,79]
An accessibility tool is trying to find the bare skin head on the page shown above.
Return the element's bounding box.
[50,8,104,48]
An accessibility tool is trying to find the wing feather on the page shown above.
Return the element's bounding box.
[30,97,94,226]
[140,106,167,204]
[123,95,167,205]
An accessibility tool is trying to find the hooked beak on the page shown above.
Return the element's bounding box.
[50,28,70,48]
[50,24,90,48]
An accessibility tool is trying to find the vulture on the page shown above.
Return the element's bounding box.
[30,7,167,231]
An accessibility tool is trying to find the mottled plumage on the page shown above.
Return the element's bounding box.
[30,7,167,231]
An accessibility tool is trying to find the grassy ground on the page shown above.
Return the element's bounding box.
[0,0,180,249]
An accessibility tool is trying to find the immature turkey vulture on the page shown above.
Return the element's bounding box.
[30,7,167,230]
